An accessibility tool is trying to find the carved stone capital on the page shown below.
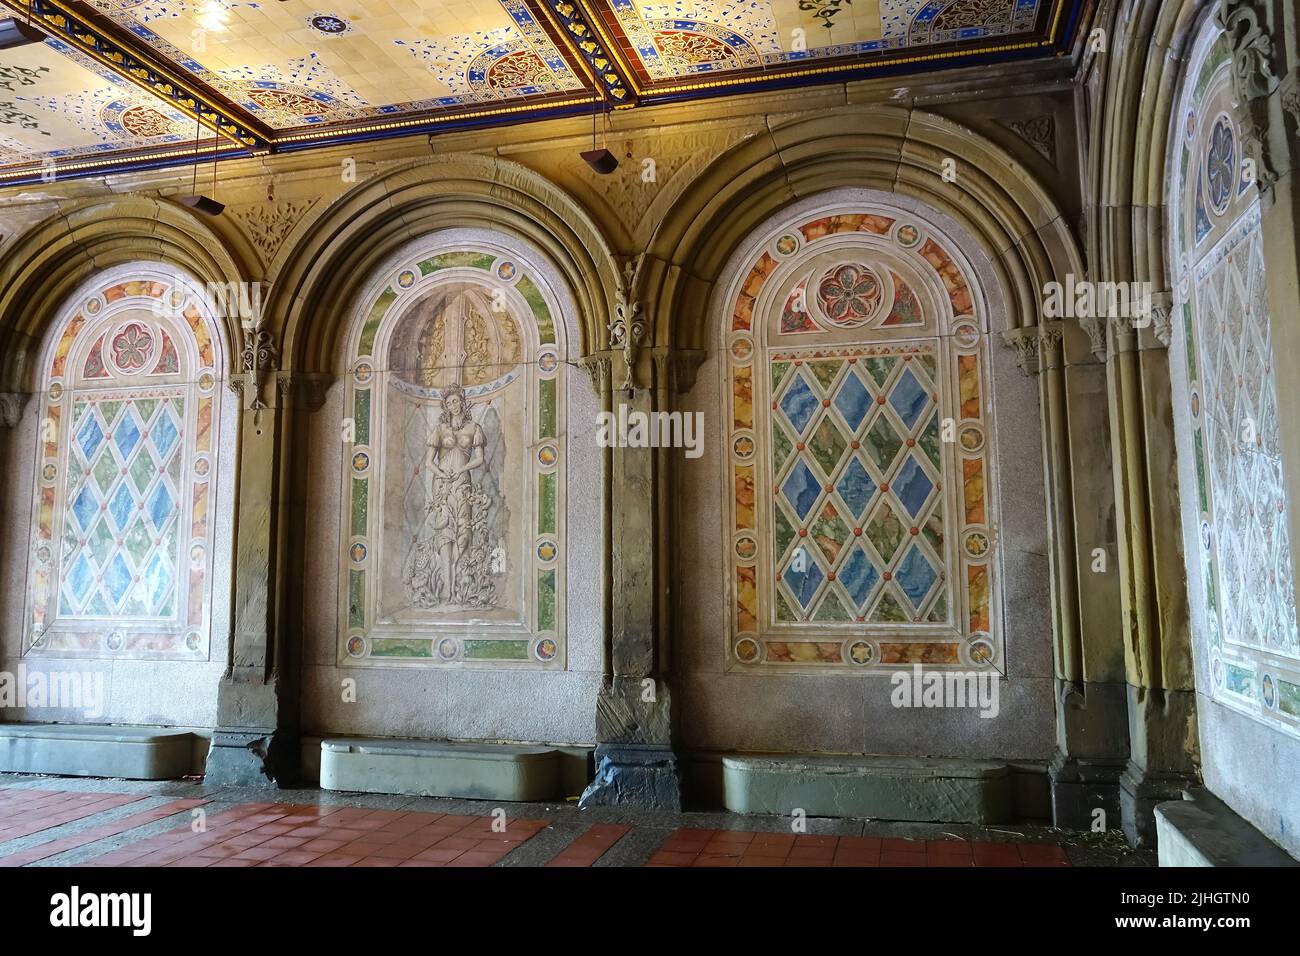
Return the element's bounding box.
[1147,291,1174,349]
[1078,316,1108,363]
[649,348,707,394]
[0,392,30,427]
[276,372,333,412]
[579,354,613,396]
[1003,328,1041,375]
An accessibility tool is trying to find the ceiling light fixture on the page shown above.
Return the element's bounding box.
[580,94,617,175]
[179,116,224,216]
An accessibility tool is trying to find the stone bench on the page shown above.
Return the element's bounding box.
[320,738,564,801]
[0,723,194,780]
[1155,789,1298,866]
[721,754,1014,823]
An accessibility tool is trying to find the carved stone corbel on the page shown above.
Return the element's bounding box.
[235,328,280,410]
[0,392,30,427]
[276,372,333,412]
[607,293,647,391]
[1217,1,1282,196]
[649,348,707,394]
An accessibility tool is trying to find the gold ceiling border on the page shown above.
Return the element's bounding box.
[0,0,269,149]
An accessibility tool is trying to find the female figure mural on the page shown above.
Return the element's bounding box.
[404,382,495,608]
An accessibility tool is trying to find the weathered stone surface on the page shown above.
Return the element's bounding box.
[579,744,681,811]
[722,755,1013,824]
[1155,790,1298,866]
[320,739,564,801]
[0,724,193,780]
[204,728,297,788]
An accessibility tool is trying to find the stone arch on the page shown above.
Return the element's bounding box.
[266,153,621,376]
[0,197,249,393]
[640,106,1084,352]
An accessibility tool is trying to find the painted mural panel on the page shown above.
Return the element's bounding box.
[1172,33,1300,737]
[25,268,223,660]
[341,246,565,667]
[724,209,999,671]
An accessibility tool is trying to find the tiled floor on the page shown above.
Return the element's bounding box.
[647,828,1071,867]
[0,775,1150,868]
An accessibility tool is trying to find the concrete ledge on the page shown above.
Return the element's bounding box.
[1155,789,1298,867]
[722,754,1013,823]
[320,738,564,801]
[0,723,194,780]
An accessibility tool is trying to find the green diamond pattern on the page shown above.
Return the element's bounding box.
[771,421,794,475]
[865,499,906,563]
[129,449,158,494]
[864,416,903,472]
[808,417,847,477]
[92,446,118,493]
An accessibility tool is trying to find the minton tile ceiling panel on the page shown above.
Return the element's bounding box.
[83,0,588,129]
[0,22,216,167]
[594,0,1050,89]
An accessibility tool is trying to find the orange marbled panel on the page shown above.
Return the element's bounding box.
[51,314,84,379]
[800,216,834,242]
[42,404,60,460]
[879,643,961,664]
[38,486,54,536]
[195,397,211,453]
[191,482,208,541]
[32,570,48,625]
[732,293,755,332]
[103,284,127,303]
[186,305,214,369]
[188,564,204,627]
[764,641,843,663]
[919,239,972,315]
[735,465,755,530]
[958,354,981,419]
[968,565,990,633]
[963,458,986,525]
[860,215,895,235]
[732,364,753,430]
[736,566,758,632]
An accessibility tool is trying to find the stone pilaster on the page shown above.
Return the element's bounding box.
[1105,303,1199,846]
[205,332,330,787]
[577,292,701,809]
[1024,323,1130,830]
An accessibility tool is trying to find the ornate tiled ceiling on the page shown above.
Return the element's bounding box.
[0,0,1084,184]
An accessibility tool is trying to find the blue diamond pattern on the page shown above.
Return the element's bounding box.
[896,545,938,609]
[894,455,935,518]
[839,544,880,610]
[70,485,99,531]
[146,482,174,530]
[152,408,180,459]
[781,460,821,522]
[66,553,94,604]
[143,551,172,611]
[888,367,929,430]
[833,370,872,432]
[782,549,825,609]
[108,483,135,531]
[835,456,876,520]
[76,415,104,460]
[113,411,141,460]
[778,373,820,436]
[103,552,133,606]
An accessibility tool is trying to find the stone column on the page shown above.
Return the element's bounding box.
[577,293,701,810]
[1036,321,1132,831]
[205,330,328,787]
[1007,321,1130,832]
[1105,305,1199,845]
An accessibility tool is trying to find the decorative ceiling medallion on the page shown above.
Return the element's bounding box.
[309,14,352,36]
